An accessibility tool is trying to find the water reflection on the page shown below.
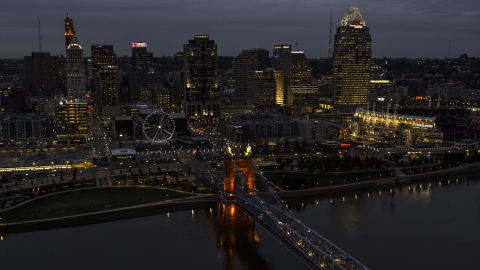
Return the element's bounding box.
[214,219,273,270]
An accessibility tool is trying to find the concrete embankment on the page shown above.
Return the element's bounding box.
[277,163,480,198]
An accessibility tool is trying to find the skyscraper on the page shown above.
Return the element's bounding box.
[91,45,115,105]
[64,15,75,52]
[24,52,59,96]
[66,36,85,99]
[96,66,120,108]
[248,69,277,108]
[91,45,114,79]
[272,44,292,71]
[183,35,218,119]
[131,42,150,73]
[58,16,88,142]
[234,48,270,97]
[332,6,372,114]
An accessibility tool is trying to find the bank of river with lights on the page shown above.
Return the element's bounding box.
[1,170,479,270]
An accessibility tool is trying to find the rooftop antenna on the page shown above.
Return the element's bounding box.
[328,7,332,59]
[39,20,42,52]
[447,39,450,59]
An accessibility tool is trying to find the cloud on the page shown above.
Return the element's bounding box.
[0,0,479,58]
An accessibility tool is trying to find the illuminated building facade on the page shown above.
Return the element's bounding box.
[96,66,120,108]
[354,107,443,145]
[183,35,219,119]
[64,15,75,51]
[289,85,320,113]
[54,98,89,142]
[283,51,315,107]
[333,6,372,114]
[0,84,12,111]
[234,48,270,97]
[66,36,86,99]
[248,69,277,108]
[155,87,170,110]
[274,70,284,105]
[0,114,48,140]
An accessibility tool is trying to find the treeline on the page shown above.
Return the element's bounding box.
[443,151,480,166]
[282,176,309,190]
[275,155,389,172]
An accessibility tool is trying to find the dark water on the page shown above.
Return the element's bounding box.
[1,175,479,270]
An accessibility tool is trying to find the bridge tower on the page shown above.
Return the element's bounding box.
[218,152,255,224]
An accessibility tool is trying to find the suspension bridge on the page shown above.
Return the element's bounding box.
[179,153,369,270]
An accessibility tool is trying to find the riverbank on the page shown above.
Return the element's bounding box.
[0,198,216,234]
[276,162,480,198]
[2,162,479,234]
[0,186,217,234]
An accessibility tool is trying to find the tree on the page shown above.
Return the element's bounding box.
[297,160,307,171]
[276,156,283,165]
[285,158,292,165]
[284,140,291,150]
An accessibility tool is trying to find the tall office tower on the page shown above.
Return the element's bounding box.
[115,55,132,76]
[58,54,67,93]
[272,44,292,71]
[173,70,184,111]
[84,57,93,98]
[332,6,372,114]
[91,45,114,79]
[281,50,314,107]
[54,98,89,142]
[64,15,75,52]
[96,66,120,108]
[234,48,270,97]
[135,52,153,73]
[274,70,284,105]
[24,52,59,96]
[66,36,86,99]
[128,72,163,103]
[248,68,276,108]
[91,45,114,103]
[183,35,219,119]
[131,42,148,73]
[119,76,130,104]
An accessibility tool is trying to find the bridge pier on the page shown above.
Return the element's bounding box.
[218,154,256,224]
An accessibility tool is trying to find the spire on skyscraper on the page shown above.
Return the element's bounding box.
[64,15,76,52]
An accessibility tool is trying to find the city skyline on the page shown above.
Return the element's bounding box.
[1,0,479,59]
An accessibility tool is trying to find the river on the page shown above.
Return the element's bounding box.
[1,174,479,270]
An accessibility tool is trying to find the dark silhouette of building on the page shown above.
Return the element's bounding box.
[234,48,270,98]
[24,52,59,96]
[183,35,219,119]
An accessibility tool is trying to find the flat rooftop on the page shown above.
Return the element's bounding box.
[110,148,137,156]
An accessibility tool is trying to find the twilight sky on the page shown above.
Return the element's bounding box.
[1,0,479,59]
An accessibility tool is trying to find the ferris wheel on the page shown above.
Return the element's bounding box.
[142,111,176,144]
